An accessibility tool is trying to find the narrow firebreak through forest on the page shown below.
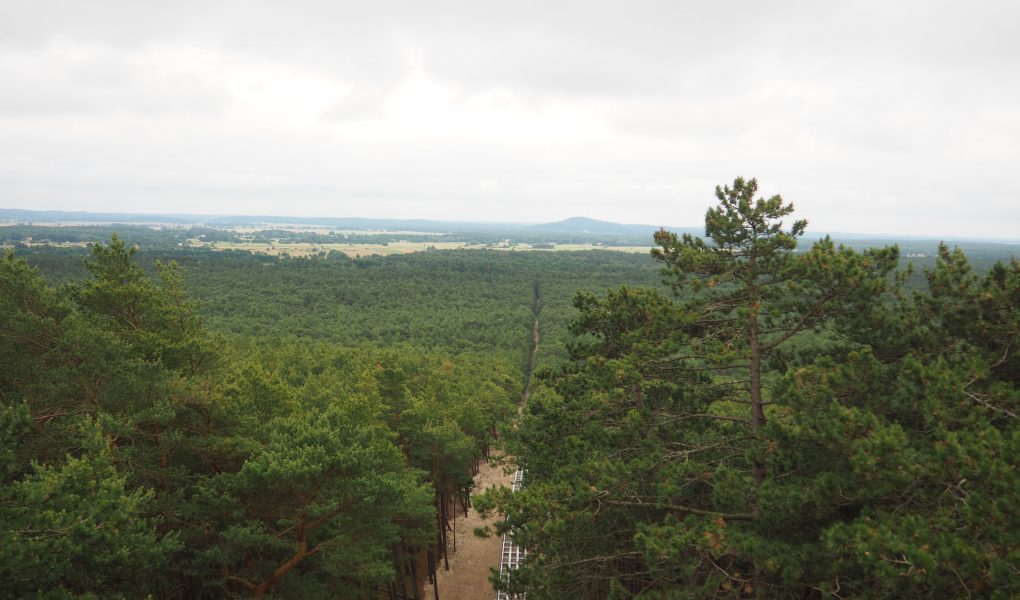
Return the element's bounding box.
[521,282,542,407]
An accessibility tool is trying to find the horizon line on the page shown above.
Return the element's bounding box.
[1,207,1018,245]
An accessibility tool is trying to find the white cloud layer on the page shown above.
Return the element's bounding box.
[1,0,1018,238]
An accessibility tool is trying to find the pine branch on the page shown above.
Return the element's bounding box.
[602,499,754,521]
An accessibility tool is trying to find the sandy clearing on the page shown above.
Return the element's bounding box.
[422,454,515,600]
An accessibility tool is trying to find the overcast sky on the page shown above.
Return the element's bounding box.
[1,1,1018,239]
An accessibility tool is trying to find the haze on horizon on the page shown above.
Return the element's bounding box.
[1,1,1018,240]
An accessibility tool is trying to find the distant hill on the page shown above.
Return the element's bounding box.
[528,216,692,236]
[0,208,205,225]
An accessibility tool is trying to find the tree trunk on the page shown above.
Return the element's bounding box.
[748,294,766,519]
[254,540,310,598]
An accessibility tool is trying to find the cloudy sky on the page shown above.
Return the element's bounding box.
[1,1,1018,239]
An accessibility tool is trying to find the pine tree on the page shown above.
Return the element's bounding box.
[651,177,898,520]
[500,178,909,597]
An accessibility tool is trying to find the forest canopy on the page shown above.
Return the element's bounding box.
[0,237,519,598]
[2,179,1019,598]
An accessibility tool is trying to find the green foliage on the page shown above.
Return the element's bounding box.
[0,417,177,598]
[21,244,665,374]
[209,400,434,598]
[1,241,520,598]
[498,178,1020,598]
[7,201,1016,598]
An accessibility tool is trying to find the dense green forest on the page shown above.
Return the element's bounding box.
[17,246,665,372]
[0,239,524,598]
[2,187,1019,598]
[1,233,667,598]
[480,179,1020,599]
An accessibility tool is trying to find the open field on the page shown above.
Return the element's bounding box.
[5,240,90,249]
[188,240,653,257]
[191,240,483,257]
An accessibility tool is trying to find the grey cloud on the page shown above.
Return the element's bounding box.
[0,46,232,116]
[320,83,396,122]
[0,1,1018,239]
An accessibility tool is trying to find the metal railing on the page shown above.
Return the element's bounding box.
[496,467,526,600]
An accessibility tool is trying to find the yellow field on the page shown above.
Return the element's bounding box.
[16,241,90,248]
[193,241,488,258]
[189,240,653,257]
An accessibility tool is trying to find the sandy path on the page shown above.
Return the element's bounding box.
[423,455,514,600]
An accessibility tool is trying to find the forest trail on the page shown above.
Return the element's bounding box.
[422,454,515,600]
[423,284,540,599]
